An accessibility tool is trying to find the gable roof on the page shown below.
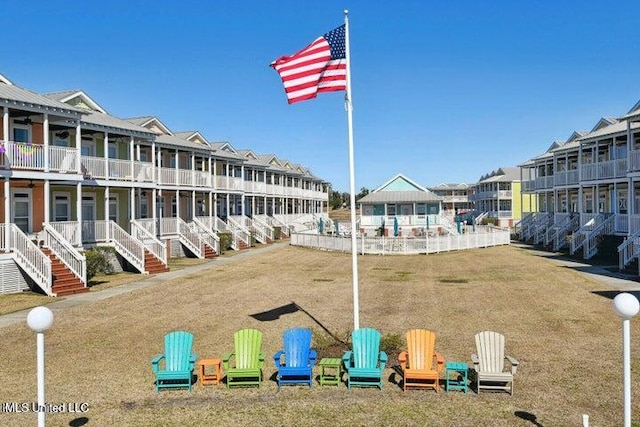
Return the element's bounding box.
[0,73,13,85]
[0,82,84,118]
[478,167,521,183]
[373,173,429,193]
[359,173,441,203]
[126,116,173,136]
[44,90,108,114]
[590,117,618,133]
[174,131,208,145]
[429,183,471,190]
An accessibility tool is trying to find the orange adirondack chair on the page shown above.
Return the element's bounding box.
[398,329,445,392]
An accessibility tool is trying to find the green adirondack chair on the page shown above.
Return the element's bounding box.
[342,328,388,390]
[150,330,197,392]
[222,328,265,388]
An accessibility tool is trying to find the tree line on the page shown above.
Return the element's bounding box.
[329,187,370,210]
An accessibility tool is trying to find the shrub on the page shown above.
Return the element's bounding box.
[273,226,282,240]
[85,247,115,281]
[217,232,233,253]
[380,332,404,362]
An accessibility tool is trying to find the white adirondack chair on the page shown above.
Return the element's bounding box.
[471,331,519,395]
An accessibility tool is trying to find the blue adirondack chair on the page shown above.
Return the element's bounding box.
[150,330,197,392]
[342,328,388,389]
[273,328,317,389]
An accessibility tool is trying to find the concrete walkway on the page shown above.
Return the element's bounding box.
[513,242,640,291]
[0,242,286,329]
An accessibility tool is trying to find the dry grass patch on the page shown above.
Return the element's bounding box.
[0,292,54,315]
[0,244,638,426]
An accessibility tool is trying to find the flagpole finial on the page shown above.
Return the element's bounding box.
[344,9,349,15]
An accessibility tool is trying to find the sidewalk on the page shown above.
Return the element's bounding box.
[512,242,640,292]
[0,242,286,329]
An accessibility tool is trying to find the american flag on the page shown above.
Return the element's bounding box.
[271,25,347,104]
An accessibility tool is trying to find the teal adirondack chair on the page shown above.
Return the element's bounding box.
[150,330,197,392]
[342,328,388,389]
[223,328,265,388]
[273,328,317,389]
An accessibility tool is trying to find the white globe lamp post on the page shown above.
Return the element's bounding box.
[27,306,54,427]
[613,292,640,427]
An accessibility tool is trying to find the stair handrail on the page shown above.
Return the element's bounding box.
[265,214,290,236]
[545,214,570,247]
[9,224,53,296]
[210,216,240,250]
[516,212,534,240]
[570,213,606,255]
[532,213,554,244]
[553,214,580,251]
[42,223,87,286]
[191,217,220,255]
[226,216,251,248]
[131,219,167,265]
[618,227,640,270]
[109,220,145,273]
[253,214,276,239]
[584,214,616,259]
[176,217,203,258]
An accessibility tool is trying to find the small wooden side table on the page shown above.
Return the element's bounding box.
[198,358,222,386]
[445,361,468,393]
[319,358,342,386]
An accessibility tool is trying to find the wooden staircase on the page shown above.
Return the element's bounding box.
[42,248,88,297]
[237,240,250,250]
[145,250,170,274]
[203,243,219,259]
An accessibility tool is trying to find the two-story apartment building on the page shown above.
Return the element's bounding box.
[519,100,640,266]
[471,167,532,228]
[0,73,329,296]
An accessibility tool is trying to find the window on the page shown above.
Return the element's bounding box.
[13,124,29,142]
[109,195,118,222]
[81,140,95,156]
[108,142,117,159]
[619,190,628,214]
[416,204,426,216]
[386,204,396,216]
[53,193,70,221]
[12,191,31,233]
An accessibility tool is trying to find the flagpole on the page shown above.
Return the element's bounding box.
[344,9,359,330]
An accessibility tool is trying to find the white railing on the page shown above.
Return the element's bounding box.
[177,217,203,258]
[81,155,107,179]
[109,220,145,273]
[619,227,640,270]
[191,217,221,255]
[178,169,193,186]
[194,170,210,187]
[290,229,510,255]
[226,216,251,248]
[210,216,240,250]
[158,167,177,185]
[136,218,157,235]
[630,150,640,172]
[583,215,616,259]
[251,215,275,242]
[571,214,608,255]
[131,220,167,265]
[3,223,53,295]
[82,220,109,243]
[42,224,86,287]
[49,146,78,173]
[4,141,46,170]
[108,158,132,180]
[616,214,629,234]
[49,221,81,246]
[265,214,290,236]
[159,217,178,235]
[133,161,154,182]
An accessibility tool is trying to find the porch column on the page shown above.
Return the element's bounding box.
[104,132,109,179]
[130,187,135,222]
[75,122,82,174]
[213,193,217,219]
[226,194,230,217]
[152,189,157,234]
[151,140,156,182]
[2,107,8,144]
[4,177,10,249]
[43,113,49,173]
[174,148,179,187]
[192,190,196,219]
[191,153,195,187]
[105,187,111,239]
[628,121,633,234]
[208,157,213,189]
[76,182,82,242]
[176,189,180,221]
[208,191,213,221]
[263,196,267,215]
[129,136,135,180]
[251,196,255,216]
[43,180,50,223]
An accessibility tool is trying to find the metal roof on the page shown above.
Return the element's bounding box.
[359,190,441,204]
[0,83,84,117]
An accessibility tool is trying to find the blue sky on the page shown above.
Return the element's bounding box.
[3,1,640,192]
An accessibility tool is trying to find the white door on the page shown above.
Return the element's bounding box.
[12,190,32,233]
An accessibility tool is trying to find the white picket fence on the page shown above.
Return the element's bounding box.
[290,229,510,255]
